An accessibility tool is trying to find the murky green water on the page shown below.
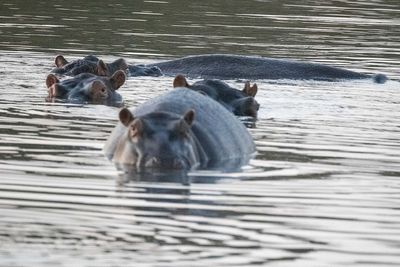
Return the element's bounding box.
[1,1,400,266]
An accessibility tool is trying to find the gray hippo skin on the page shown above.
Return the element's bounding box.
[51,55,128,77]
[104,88,255,171]
[45,70,126,106]
[128,64,163,77]
[143,54,387,83]
[173,75,260,118]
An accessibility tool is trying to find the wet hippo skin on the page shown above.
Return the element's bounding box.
[51,55,128,77]
[50,54,387,83]
[127,64,163,77]
[143,54,388,83]
[173,75,260,118]
[45,70,126,106]
[104,88,255,171]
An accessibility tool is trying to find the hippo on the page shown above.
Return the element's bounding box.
[127,64,163,77]
[104,88,255,171]
[51,55,128,77]
[138,54,387,83]
[45,70,126,106]
[51,54,162,77]
[173,75,260,118]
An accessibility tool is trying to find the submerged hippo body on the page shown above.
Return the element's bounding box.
[142,54,387,83]
[104,88,255,171]
[173,75,259,118]
[45,70,126,106]
[51,55,128,77]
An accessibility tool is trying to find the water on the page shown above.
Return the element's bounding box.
[1,0,400,266]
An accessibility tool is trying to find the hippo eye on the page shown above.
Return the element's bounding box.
[168,132,180,141]
[173,130,189,139]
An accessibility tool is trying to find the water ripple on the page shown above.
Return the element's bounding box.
[1,0,400,265]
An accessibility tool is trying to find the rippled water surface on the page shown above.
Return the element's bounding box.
[1,1,400,266]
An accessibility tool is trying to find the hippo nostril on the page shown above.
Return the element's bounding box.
[173,159,185,169]
[144,157,186,169]
[145,157,159,168]
[91,81,108,99]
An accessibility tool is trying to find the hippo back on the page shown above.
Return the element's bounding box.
[147,54,386,82]
[104,88,255,170]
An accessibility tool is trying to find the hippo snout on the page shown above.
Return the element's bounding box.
[47,83,68,98]
[48,84,57,98]
[144,157,188,170]
[90,81,108,99]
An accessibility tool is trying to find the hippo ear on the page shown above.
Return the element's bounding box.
[173,74,190,88]
[129,119,143,139]
[110,70,126,90]
[97,60,109,76]
[119,108,135,127]
[114,58,128,70]
[55,55,68,68]
[46,74,59,88]
[183,109,195,126]
[243,81,258,97]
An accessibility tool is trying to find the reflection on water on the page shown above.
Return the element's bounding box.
[1,0,400,266]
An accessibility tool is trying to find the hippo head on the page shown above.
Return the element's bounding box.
[128,65,163,77]
[231,81,259,117]
[231,96,260,118]
[98,58,128,77]
[117,108,198,170]
[173,75,260,118]
[53,55,128,77]
[45,70,126,105]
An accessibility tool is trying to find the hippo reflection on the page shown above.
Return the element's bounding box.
[173,74,259,118]
[45,70,126,106]
[104,88,255,171]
